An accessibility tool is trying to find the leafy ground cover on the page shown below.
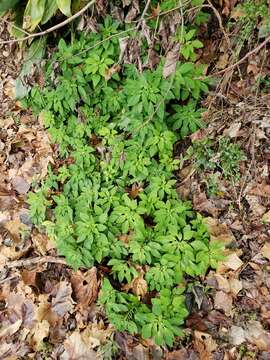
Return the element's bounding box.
[0,0,270,359]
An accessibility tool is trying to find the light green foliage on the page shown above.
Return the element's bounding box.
[188,137,246,182]
[232,0,270,41]
[27,16,223,347]
[168,100,204,137]
[97,334,119,360]
[0,0,85,33]
[175,28,204,62]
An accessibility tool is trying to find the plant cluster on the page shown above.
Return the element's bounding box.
[0,0,86,34]
[232,0,270,41]
[187,137,245,182]
[26,16,224,346]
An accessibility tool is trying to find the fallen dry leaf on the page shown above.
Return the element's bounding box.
[229,325,246,345]
[31,231,55,256]
[4,218,26,243]
[131,275,148,297]
[11,175,30,194]
[37,294,60,327]
[261,242,270,261]
[193,192,229,217]
[194,331,217,352]
[60,331,97,360]
[223,122,242,138]
[163,43,180,79]
[228,277,243,296]
[166,348,189,360]
[0,319,22,339]
[194,338,212,360]
[262,211,270,224]
[81,322,114,349]
[204,217,235,246]
[218,252,243,273]
[248,182,270,197]
[214,274,230,293]
[245,321,270,351]
[51,281,74,317]
[246,195,266,217]
[71,267,99,310]
[214,290,233,316]
[29,320,50,351]
[216,53,229,70]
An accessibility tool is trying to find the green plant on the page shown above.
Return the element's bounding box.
[97,334,119,360]
[176,28,204,61]
[187,137,245,182]
[26,16,223,347]
[168,100,205,138]
[232,0,270,41]
[0,0,87,34]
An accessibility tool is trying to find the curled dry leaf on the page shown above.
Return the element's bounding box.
[81,322,114,349]
[218,252,243,273]
[204,218,235,246]
[51,281,74,317]
[262,211,270,224]
[261,242,270,261]
[223,122,242,138]
[163,43,180,79]
[0,319,22,339]
[60,331,97,360]
[29,320,50,351]
[71,267,99,310]
[194,330,217,353]
[194,338,212,360]
[131,275,148,297]
[4,218,27,243]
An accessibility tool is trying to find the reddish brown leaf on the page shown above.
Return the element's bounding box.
[71,267,99,310]
[51,281,74,316]
[163,43,180,79]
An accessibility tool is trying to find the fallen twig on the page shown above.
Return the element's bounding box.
[5,256,67,269]
[0,0,96,45]
[212,35,270,76]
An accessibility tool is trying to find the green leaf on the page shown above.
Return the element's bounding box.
[0,0,20,11]
[192,39,204,49]
[23,0,46,32]
[142,323,152,339]
[179,62,194,74]
[41,0,58,24]
[181,46,190,60]
[57,0,72,16]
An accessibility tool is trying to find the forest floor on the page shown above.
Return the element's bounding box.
[1,2,270,359]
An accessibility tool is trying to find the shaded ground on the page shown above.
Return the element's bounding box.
[1,3,270,359]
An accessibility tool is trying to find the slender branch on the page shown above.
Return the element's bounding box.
[139,0,152,22]
[0,0,96,45]
[206,0,231,52]
[5,256,67,269]
[136,0,151,31]
[212,35,270,76]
